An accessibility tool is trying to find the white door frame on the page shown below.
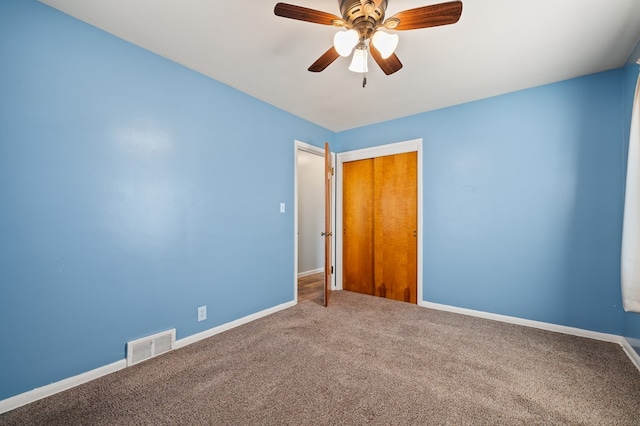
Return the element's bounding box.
[335,139,424,303]
[294,140,336,303]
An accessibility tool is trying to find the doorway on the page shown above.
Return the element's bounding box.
[294,140,335,304]
[335,139,423,303]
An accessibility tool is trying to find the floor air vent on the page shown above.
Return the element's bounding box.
[126,329,176,366]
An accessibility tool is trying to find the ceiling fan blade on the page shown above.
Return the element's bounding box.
[308,47,341,72]
[370,45,403,75]
[274,3,342,25]
[389,1,462,31]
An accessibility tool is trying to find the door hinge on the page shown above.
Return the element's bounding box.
[331,266,334,274]
[330,167,334,176]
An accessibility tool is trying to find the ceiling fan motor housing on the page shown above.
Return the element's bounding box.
[340,0,388,39]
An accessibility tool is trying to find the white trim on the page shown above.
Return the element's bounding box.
[298,267,323,278]
[330,149,337,290]
[294,140,325,304]
[420,300,621,342]
[174,300,296,349]
[338,139,422,162]
[3,298,638,414]
[420,300,640,371]
[621,338,640,372]
[335,138,423,304]
[0,359,127,415]
[1,300,295,414]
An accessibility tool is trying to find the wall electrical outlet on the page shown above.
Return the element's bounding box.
[197,306,207,322]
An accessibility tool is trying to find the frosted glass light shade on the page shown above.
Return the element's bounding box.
[333,29,359,57]
[371,30,399,59]
[348,46,368,73]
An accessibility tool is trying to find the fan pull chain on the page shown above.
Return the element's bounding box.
[362,54,367,88]
[363,43,369,87]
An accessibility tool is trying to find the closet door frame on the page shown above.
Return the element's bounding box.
[335,139,423,303]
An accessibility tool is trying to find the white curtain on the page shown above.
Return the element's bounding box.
[622,71,640,313]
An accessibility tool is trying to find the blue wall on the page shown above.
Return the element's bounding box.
[335,69,627,335]
[0,0,635,404]
[0,0,332,400]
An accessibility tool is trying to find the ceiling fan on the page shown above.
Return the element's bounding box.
[274,0,462,80]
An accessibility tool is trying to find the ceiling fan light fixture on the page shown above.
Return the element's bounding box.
[274,0,463,77]
[348,45,369,73]
[333,29,359,57]
[371,30,399,59]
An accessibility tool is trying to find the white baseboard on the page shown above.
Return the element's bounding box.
[174,300,296,349]
[419,300,640,371]
[4,298,637,415]
[621,338,640,372]
[0,359,127,415]
[0,299,296,415]
[297,268,323,278]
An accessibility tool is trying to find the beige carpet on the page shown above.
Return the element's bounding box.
[2,291,640,425]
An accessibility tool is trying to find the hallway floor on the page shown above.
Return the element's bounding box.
[298,272,323,305]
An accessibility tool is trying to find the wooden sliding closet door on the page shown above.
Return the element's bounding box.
[342,151,417,303]
[374,152,417,303]
[343,158,375,295]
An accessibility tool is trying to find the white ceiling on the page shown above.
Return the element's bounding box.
[40,0,640,132]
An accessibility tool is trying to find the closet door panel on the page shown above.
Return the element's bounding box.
[374,152,417,303]
[342,159,375,295]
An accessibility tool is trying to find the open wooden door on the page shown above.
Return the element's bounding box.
[323,142,333,307]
